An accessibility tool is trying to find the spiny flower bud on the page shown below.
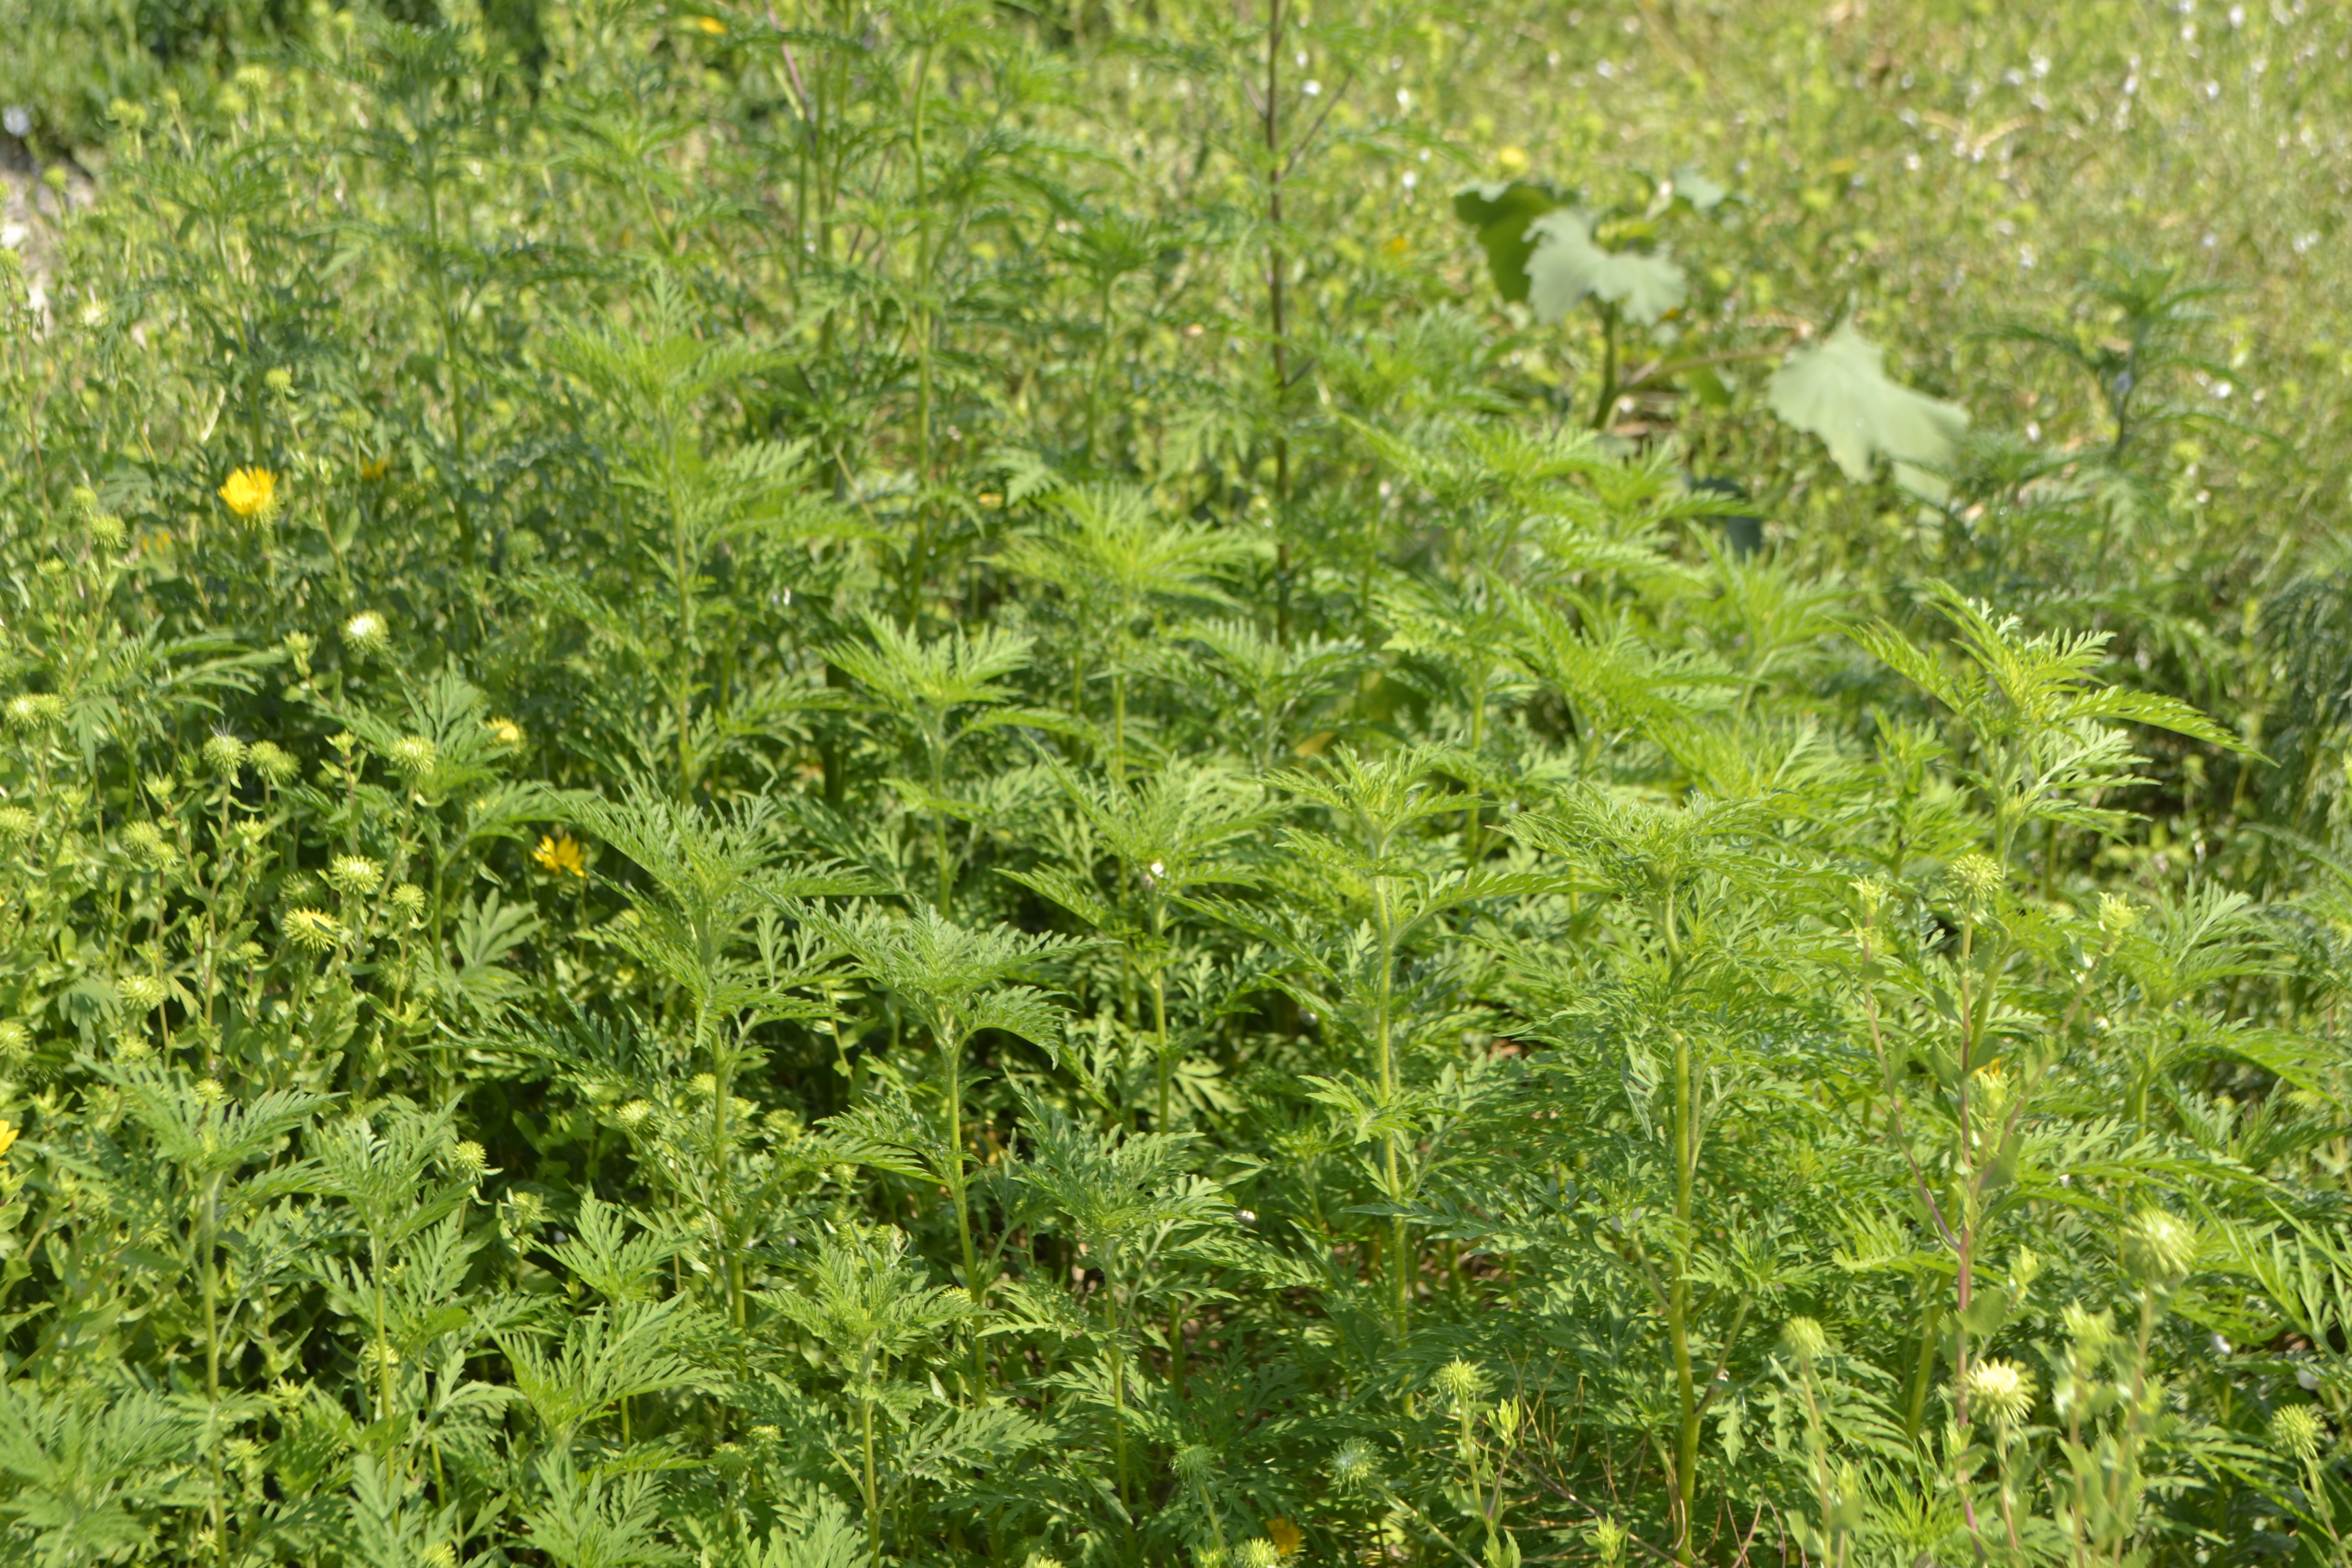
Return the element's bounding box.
[0,806,33,845]
[6,693,64,731]
[0,1021,28,1060]
[203,732,246,779]
[282,908,346,953]
[1173,1444,1215,1483]
[87,512,125,548]
[249,741,298,787]
[1329,1438,1378,1491]
[388,736,436,779]
[1948,852,2005,904]
[1436,1357,1489,1407]
[117,974,166,1012]
[2273,1404,2326,1463]
[194,1077,227,1105]
[343,611,389,655]
[119,821,178,870]
[2121,1208,2197,1288]
[617,1100,655,1130]
[326,854,384,897]
[486,717,523,745]
[390,883,426,919]
[1962,1358,2035,1427]
[1781,1316,1829,1364]
[1239,1539,1280,1568]
[449,1140,487,1178]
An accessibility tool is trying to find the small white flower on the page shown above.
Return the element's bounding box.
[2,107,29,139]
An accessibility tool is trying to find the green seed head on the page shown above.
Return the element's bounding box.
[203,732,246,779]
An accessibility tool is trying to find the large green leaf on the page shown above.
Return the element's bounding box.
[1766,322,1970,497]
[1452,181,1567,305]
[1524,210,1687,327]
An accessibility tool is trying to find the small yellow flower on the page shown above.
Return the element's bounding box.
[694,13,725,31]
[534,833,587,879]
[218,467,278,519]
[0,1123,16,1159]
[1264,1518,1304,1559]
[486,717,524,745]
[359,455,391,481]
[1496,145,1528,174]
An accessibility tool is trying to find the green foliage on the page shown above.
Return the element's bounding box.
[0,2,2348,1566]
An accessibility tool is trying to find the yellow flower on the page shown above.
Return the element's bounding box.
[218,467,278,519]
[534,833,587,879]
[359,455,390,481]
[486,717,524,745]
[0,1122,17,1160]
[1264,1519,1304,1559]
[694,14,725,31]
[1496,145,1528,174]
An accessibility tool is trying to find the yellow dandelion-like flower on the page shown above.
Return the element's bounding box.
[218,467,278,519]
[534,833,587,879]
[0,1123,17,1160]
[1264,1518,1304,1559]
[1496,145,1528,174]
[486,717,524,745]
[694,13,725,31]
[359,455,391,481]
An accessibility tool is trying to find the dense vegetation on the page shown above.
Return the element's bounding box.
[3,0,2351,1563]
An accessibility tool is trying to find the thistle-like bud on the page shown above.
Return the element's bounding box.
[1781,1315,1829,1365]
[87,512,125,548]
[617,1100,655,1130]
[326,854,384,898]
[2121,1208,2197,1288]
[0,1021,29,1061]
[1239,1539,1280,1568]
[391,883,426,920]
[203,732,246,779]
[195,1077,227,1105]
[120,821,178,870]
[249,741,298,787]
[1962,1358,2035,1427]
[388,736,436,780]
[343,611,389,656]
[1173,1443,1215,1483]
[486,717,523,746]
[70,485,97,517]
[1330,1438,1378,1492]
[282,908,346,953]
[6,693,64,731]
[420,1543,455,1568]
[2273,1405,2326,1463]
[1436,1357,1490,1407]
[0,807,33,845]
[449,1140,488,1178]
[1948,851,2004,905]
[117,974,167,1012]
